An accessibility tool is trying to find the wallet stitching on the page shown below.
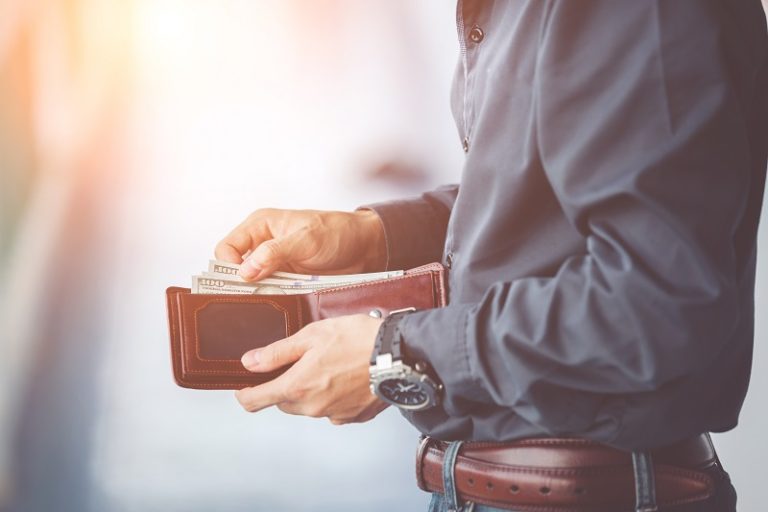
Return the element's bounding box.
[296,295,304,330]
[182,297,294,374]
[183,382,252,389]
[167,290,184,383]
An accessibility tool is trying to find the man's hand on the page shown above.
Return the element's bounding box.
[215,209,387,281]
[234,314,389,425]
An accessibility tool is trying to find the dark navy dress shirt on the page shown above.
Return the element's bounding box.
[365,0,768,450]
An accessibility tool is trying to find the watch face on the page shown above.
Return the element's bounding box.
[379,378,430,407]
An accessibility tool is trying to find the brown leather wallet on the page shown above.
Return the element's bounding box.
[165,262,447,389]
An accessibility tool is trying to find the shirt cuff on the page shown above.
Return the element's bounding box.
[358,197,447,271]
[397,305,486,416]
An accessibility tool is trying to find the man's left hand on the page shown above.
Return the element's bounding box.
[235,314,389,425]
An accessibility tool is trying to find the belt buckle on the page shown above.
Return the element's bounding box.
[416,435,433,491]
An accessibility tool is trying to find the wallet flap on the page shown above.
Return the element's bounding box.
[166,287,305,389]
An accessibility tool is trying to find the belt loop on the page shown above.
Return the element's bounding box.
[442,441,464,512]
[632,451,659,512]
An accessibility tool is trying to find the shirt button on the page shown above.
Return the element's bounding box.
[445,252,453,269]
[462,137,469,153]
[469,25,484,44]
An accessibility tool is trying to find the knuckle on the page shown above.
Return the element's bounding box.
[284,377,309,402]
[249,208,269,219]
[285,385,305,403]
[265,346,282,367]
[235,391,257,412]
[316,375,332,394]
[305,212,324,230]
[214,238,231,255]
[249,208,280,224]
[260,240,282,260]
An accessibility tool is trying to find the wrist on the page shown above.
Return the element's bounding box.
[354,209,388,272]
[369,311,442,411]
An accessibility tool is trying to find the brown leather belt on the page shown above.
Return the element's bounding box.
[416,435,718,511]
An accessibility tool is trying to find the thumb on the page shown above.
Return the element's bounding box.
[242,336,307,373]
[238,232,306,281]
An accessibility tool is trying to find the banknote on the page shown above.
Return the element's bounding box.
[192,276,328,295]
[194,260,405,295]
[201,272,361,288]
[208,260,404,282]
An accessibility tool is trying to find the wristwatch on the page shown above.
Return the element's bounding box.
[368,308,443,410]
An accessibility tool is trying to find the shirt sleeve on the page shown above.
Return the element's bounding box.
[359,184,458,270]
[397,0,765,448]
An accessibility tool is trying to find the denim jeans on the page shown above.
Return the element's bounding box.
[427,441,737,512]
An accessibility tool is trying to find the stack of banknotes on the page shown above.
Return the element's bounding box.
[192,260,404,295]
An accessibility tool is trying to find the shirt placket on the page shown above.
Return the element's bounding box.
[446,0,485,271]
[455,0,483,155]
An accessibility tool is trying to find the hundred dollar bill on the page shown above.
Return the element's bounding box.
[208,259,404,282]
[192,276,329,295]
[197,273,365,290]
[201,271,398,292]
[201,272,354,288]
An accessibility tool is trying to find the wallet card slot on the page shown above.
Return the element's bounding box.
[195,301,291,360]
[176,293,304,381]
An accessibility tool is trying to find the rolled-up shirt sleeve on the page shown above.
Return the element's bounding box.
[359,184,458,271]
[397,0,764,448]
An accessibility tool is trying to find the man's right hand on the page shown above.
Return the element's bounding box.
[214,208,387,281]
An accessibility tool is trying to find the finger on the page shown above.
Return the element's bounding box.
[215,214,275,264]
[215,228,256,264]
[239,229,309,281]
[277,401,324,418]
[235,379,289,413]
[241,335,307,372]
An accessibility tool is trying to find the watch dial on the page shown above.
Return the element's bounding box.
[379,378,429,407]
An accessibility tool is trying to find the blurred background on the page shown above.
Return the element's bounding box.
[0,1,766,511]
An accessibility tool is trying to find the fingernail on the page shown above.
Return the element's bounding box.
[239,259,261,280]
[242,350,259,369]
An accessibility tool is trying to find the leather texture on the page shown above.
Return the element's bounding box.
[166,262,447,389]
[416,435,717,511]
